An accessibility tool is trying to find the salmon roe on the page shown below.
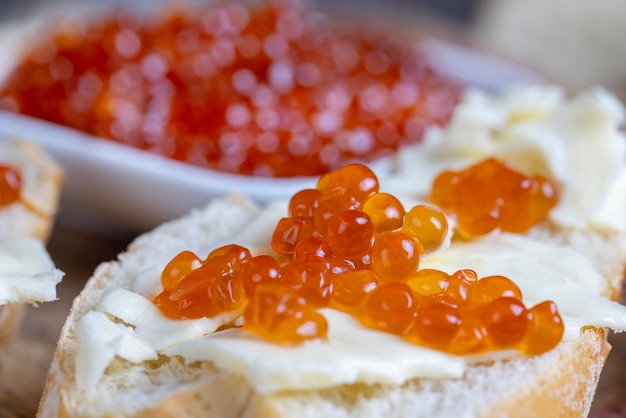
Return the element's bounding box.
[430,158,559,238]
[0,0,460,177]
[154,163,564,355]
[0,164,21,206]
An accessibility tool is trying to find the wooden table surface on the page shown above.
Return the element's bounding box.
[0,224,625,418]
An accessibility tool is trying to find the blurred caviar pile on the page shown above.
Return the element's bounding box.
[0,0,461,177]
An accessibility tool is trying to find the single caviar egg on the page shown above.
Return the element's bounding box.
[402,204,448,253]
[371,231,422,281]
[448,316,486,354]
[0,164,21,206]
[271,216,315,257]
[330,270,378,311]
[294,236,333,259]
[239,255,283,297]
[363,192,405,233]
[160,250,203,291]
[405,269,449,297]
[412,303,462,349]
[281,256,333,306]
[522,300,564,355]
[361,282,416,334]
[482,296,529,348]
[289,189,323,218]
[326,210,374,259]
[317,164,379,206]
[466,275,522,311]
[313,194,358,236]
[441,269,475,305]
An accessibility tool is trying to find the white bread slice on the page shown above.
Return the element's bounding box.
[0,138,64,352]
[0,139,63,242]
[38,192,626,418]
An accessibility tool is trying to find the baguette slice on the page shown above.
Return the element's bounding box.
[38,191,626,418]
[0,139,63,242]
[0,138,64,353]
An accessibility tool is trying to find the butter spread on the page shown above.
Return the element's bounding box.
[384,86,626,231]
[0,236,63,304]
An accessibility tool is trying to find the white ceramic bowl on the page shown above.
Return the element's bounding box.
[0,10,543,237]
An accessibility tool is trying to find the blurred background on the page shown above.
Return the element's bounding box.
[2,0,626,101]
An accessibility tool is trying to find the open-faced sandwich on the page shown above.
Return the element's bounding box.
[0,139,64,355]
[38,85,626,417]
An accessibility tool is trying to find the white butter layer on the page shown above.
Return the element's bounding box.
[0,236,63,304]
[166,309,465,394]
[384,86,626,231]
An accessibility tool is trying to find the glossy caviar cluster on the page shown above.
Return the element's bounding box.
[0,0,460,177]
[154,162,564,355]
[430,158,559,238]
[0,164,21,206]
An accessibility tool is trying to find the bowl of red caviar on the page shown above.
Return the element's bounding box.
[0,0,541,235]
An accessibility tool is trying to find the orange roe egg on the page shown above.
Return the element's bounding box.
[362,282,416,334]
[442,269,477,306]
[326,210,374,258]
[530,176,559,222]
[294,236,332,258]
[313,194,358,236]
[522,300,564,355]
[402,204,448,252]
[482,296,529,348]
[466,275,522,310]
[289,189,322,218]
[449,316,486,354]
[317,164,379,206]
[371,231,422,281]
[405,269,448,297]
[281,256,332,306]
[324,257,356,276]
[207,244,252,272]
[239,254,283,297]
[362,192,405,233]
[0,1,460,177]
[347,251,372,271]
[0,164,21,206]
[243,283,327,344]
[160,250,203,291]
[271,216,315,257]
[412,303,462,349]
[429,158,559,237]
[330,270,378,311]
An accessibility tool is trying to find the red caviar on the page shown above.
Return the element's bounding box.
[0,1,460,177]
[430,158,559,237]
[154,162,564,355]
[0,164,21,206]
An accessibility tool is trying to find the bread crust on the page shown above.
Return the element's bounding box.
[480,328,610,418]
